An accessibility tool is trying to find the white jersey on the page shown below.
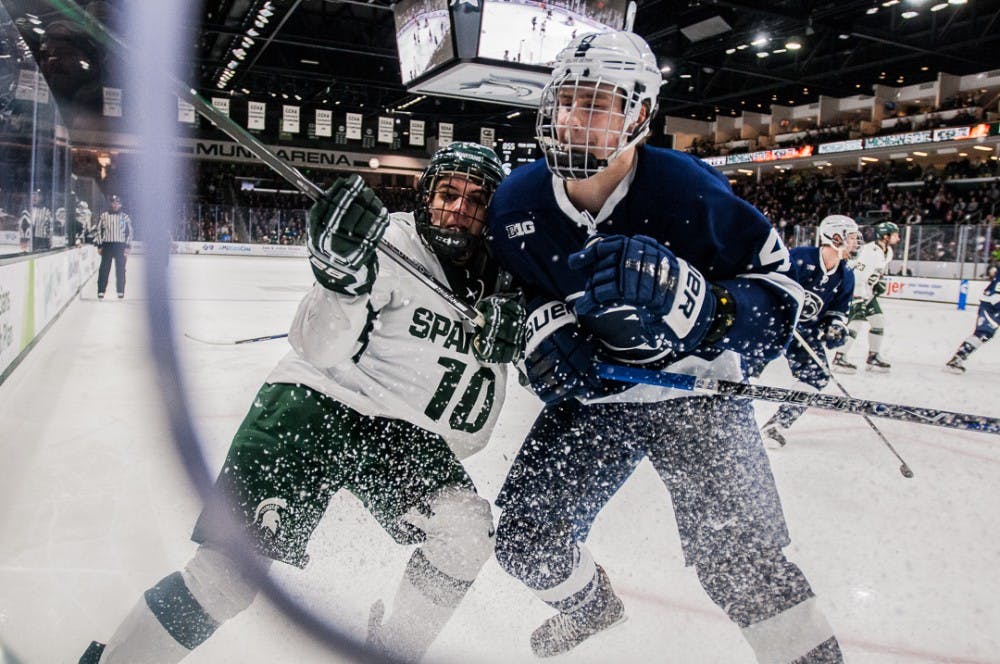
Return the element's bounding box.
[267,212,506,460]
[848,241,893,301]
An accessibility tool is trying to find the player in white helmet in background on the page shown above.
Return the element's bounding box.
[762,214,859,447]
[486,30,843,662]
[79,143,526,664]
[833,221,900,373]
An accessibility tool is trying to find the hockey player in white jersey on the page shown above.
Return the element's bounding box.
[833,221,900,373]
[80,143,525,664]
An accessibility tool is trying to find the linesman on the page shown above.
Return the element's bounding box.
[95,195,133,299]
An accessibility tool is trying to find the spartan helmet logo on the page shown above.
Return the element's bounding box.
[800,291,824,323]
[253,497,289,538]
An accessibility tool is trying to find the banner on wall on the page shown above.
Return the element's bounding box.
[177,99,196,124]
[480,127,495,148]
[378,117,394,144]
[345,112,363,140]
[247,101,266,130]
[409,119,425,146]
[282,105,300,134]
[439,122,453,146]
[211,97,230,116]
[315,109,332,137]
[102,87,122,117]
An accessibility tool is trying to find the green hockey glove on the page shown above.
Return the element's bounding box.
[307,174,389,294]
[472,294,526,363]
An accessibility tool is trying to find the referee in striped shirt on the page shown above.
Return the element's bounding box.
[96,195,134,299]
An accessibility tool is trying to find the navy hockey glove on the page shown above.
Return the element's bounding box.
[472,294,527,364]
[821,314,849,348]
[522,301,604,404]
[568,234,717,355]
[307,174,389,295]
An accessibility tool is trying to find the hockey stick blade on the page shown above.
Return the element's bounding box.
[791,330,914,478]
[596,363,1000,436]
[43,0,482,328]
[184,332,289,346]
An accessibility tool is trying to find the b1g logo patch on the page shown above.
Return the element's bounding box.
[506,221,535,238]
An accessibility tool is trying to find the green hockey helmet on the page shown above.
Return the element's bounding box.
[875,221,900,239]
[415,142,505,263]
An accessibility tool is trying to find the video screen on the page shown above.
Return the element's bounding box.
[477,0,628,66]
[393,0,455,84]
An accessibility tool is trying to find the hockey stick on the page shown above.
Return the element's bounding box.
[46,0,482,328]
[595,363,1000,435]
[183,332,289,345]
[791,329,914,478]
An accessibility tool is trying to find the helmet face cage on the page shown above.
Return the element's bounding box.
[536,31,661,181]
[536,74,649,180]
[415,142,504,263]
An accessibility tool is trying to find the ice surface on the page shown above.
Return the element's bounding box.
[1,254,998,663]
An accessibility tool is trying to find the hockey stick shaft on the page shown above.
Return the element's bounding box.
[46,0,482,327]
[791,330,914,478]
[595,363,1000,435]
[183,332,289,345]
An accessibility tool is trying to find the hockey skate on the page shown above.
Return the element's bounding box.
[945,357,966,374]
[530,566,626,657]
[831,352,857,374]
[865,352,891,372]
[79,641,105,664]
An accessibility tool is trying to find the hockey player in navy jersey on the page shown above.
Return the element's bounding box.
[761,215,859,447]
[80,144,525,664]
[945,265,1000,374]
[486,30,842,662]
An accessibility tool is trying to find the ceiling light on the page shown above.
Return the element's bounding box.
[259,8,274,18]
[901,10,919,17]
[930,2,947,8]
[301,59,319,65]
[241,88,251,94]
[242,37,254,47]
[751,34,769,46]
[661,65,673,73]
[254,19,266,28]
[882,0,900,6]
[736,44,748,50]
[867,6,879,13]
[233,48,246,60]
[913,151,927,156]
[756,51,769,58]
[506,110,521,119]
[958,152,968,156]
[973,145,994,151]
[679,73,691,78]
[294,94,302,101]
[80,60,90,70]
[247,28,260,37]
[861,156,879,162]
[725,47,736,54]
[948,0,967,4]
[773,48,787,54]
[785,39,802,49]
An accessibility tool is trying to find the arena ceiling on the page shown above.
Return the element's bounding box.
[7,0,1000,134]
[191,0,1000,131]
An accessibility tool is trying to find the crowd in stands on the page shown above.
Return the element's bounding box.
[685,90,990,158]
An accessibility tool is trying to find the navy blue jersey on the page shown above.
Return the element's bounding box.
[789,246,854,328]
[975,272,1000,338]
[486,146,804,388]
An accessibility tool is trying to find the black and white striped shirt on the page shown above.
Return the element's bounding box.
[20,206,52,238]
[96,211,134,245]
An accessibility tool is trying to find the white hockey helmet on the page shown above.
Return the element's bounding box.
[535,30,662,180]
[818,214,860,249]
